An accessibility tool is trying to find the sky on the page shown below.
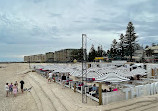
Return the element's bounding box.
[0,0,158,62]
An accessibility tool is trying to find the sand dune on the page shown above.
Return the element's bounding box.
[1,63,158,111]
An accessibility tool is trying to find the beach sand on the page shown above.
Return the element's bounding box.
[1,63,158,111]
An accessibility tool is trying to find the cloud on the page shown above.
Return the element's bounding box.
[0,0,158,61]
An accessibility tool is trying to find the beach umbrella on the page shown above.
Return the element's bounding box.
[85,70,102,78]
[96,72,130,83]
[131,68,147,76]
[53,68,71,73]
[116,70,134,77]
[70,69,82,76]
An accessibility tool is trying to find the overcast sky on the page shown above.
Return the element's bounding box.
[0,0,158,62]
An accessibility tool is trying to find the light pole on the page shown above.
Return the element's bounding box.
[82,34,87,103]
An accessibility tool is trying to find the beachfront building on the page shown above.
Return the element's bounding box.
[145,45,158,63]
[45,52,54,63]
[132,49,144,62]
[40,54,46,63]
[54,49,79,62]
[24,48,80,63]
[24,54,46,63]
[24,56,30,62]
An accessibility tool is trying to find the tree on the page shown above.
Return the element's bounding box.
[118,34,125,59]
[107,50,110,57]
[111,39,118,58]
[111,39,118,49]
[71,48,83,62]
[96,45,103,57]
[88,44,96,62]
[109,48,114,58]
[102,50,107,56]
[124,22,138,61]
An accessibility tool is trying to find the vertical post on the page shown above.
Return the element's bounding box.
[81,86,83,94]
[85,87,87,94]
[29,57,31,69]
[82,34,87,103]
[99,83,102,105]
[74,83,76,92]
[69,81,71,88]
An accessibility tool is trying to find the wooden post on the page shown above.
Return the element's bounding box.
[74,83,76,92]
[99,83,102,105]
[152,69,155,76]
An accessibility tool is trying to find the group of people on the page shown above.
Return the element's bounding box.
[47,72,69,89]
[5,80,25,97]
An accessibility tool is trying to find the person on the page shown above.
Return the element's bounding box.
[13,84,17,97]
[48,72,52,82]
[5,83,9,97]
[15,81,18,92]
[9,83,13,94]
[20,80,25,93]
[92,84,97,91]
[61,74,66,88]
[92,84,97,97]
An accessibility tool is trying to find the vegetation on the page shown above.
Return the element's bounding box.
[71,48,83,62]
[107,22,138,61]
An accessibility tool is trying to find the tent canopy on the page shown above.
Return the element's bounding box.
[96,72,130,83]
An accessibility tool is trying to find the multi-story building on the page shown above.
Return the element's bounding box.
[39,54,46,63]
[54,49,79,62]
[24,48,80,63]
[24,56,30,62]
[24,54,46,63]
[46,52,54,63]
[145,45,158,62]
[145,46,158,57]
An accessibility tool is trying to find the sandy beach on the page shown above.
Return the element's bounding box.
[1,63,158,111]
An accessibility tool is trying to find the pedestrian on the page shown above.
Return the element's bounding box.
[5,83,9,97]
[48,72,52,83]
[20,80,25,93]
[9,83,13,94]
[15,81,18,92]
[13,84,17,97]
[61,74,66,88]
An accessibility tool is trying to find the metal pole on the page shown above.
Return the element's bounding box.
[82,34,87,103]
[82,34,84,103]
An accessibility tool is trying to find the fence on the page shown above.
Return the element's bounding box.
[102,91,126,105]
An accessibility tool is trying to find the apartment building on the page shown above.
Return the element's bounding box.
[24,48,80,63]
[54,49,78,62]
[24,54,46,63]
[145,46,158,62]
[46,52,54,62]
